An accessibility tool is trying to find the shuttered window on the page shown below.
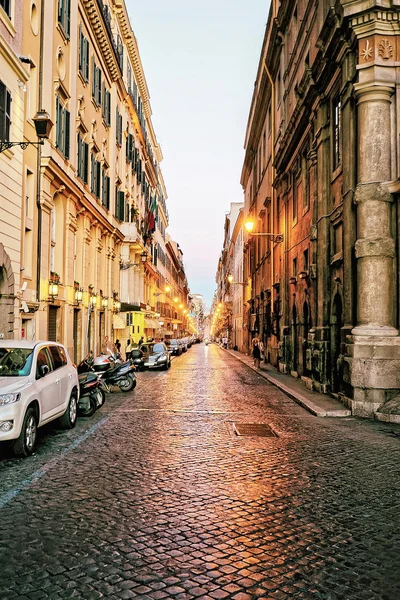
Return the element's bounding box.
[92,59,102,106]
[102,84,111,126]
[55,97,70,159]
[57,0,70,38]
[77,134,88,183]
[102,170,110,210]
[115,188,125,221]
[79,26,89,82]
[126,133,133,162]
[90,154,101,199]
[116,108,122,145]
[0,80,11,142]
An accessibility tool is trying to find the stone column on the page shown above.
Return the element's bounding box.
[352,85,396,337]
[349,83,400,416]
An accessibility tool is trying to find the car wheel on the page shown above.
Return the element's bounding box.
[78,394,97,417]
[60,391,78,428]
[162,361,169,371]
[167,361,171,369]
[118,374,135,392]
[12,407,37,457]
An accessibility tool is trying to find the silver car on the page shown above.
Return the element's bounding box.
[0,340,79,457]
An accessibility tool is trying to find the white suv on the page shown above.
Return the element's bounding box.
[0,340,79,457]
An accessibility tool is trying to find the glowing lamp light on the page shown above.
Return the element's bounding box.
[227,275,234,283]
[244,219,255,233]
[90,294,97,306]
[102,297,108,309]
[48,281,59,300]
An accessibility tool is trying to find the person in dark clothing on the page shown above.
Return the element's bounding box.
[115,339,121,352]
[125,339,132,361]
[138,336,144,347]
[252,337,261,368]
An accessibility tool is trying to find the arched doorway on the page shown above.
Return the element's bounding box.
[331,293,343,392]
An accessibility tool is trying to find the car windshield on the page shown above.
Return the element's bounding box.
[0,348,34,377]
[153,343,165,353]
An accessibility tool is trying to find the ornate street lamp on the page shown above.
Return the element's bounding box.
[48,281,59,301]
[75,287,83,304]
[244,218,284,243]
[0,110,53,153]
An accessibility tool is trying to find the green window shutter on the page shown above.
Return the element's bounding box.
[96,161,101,198]
[65,0,71,36]
[64,108,70,158]
[56,97,62,150]
[92,58,96,99]
[77,134,81,177]
[102,82,105,118]
[0,81,6,140]
[79,26,83,74]
[85,39,89,81]
[115,186,119,219]
[119,114,122,145]
[91,154,95,193]
[105,175,110,209]
[101,170,105,206]
[83,142,88,183]
[97,67,102,106]
[57,0,63,25]
[118,190,125,221]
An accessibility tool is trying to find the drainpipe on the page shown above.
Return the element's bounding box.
[36,0,45,304]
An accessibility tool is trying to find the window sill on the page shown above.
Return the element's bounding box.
[56,22,70,45]
[77,71,88,86]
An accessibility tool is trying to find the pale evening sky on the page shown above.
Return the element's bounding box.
[125,1,270,309]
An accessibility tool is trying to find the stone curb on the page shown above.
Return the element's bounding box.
[222,347,351,418]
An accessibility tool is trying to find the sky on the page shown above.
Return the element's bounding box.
[125,1,270,309]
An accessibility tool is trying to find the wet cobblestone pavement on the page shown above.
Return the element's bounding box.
[1,344,400,599]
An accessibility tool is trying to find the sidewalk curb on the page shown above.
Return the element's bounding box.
[223,347,351,418]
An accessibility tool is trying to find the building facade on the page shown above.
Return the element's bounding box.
[238,0,400,417]
[0,0,189,360]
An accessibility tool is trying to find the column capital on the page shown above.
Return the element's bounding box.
[354,82,394,104]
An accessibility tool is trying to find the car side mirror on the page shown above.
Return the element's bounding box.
[40,364,49,377]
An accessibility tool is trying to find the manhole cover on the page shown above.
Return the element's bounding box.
[233,423,278,437]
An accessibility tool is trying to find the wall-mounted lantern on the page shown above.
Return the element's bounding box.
[48,281,59,301]
[102,297,109,309]
[75,288,83,304]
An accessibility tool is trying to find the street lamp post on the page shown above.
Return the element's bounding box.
[244,219,284,243]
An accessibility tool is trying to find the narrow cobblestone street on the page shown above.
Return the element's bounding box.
[1,344,399,600]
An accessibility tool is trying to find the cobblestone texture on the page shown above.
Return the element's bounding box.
[0,345,400,599]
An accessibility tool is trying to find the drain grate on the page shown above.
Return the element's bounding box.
[233,423,278,437]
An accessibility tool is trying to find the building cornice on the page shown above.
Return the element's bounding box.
[82,0,121,83]
[0,35,29,81]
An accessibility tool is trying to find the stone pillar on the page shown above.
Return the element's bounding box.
[349,84,400,416]
[352,85,396,336]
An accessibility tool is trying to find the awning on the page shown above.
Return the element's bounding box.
[113,315,126,329]
[144,318,159,329]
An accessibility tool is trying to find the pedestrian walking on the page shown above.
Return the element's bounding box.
[115,339,121,353]
[252,337,261,368]
[138,336,144,347]
[125,339,132,361]
[222,336,228,349]
[259,339,265,362]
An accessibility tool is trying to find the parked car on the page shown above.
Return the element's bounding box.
[167,339,182,356]
[0,340,79,457]
[179,339,188,353]
[140,342,171,370]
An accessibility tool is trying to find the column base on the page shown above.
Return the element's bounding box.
[346,334,400,417]
[351,325,398,337]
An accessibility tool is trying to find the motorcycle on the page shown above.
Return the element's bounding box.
[78,352,137,393]
[77,371,106,417]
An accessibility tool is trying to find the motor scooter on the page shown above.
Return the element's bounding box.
[77,371,105,417]
[78,353,137,393]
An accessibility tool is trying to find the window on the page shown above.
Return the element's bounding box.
[58,0,70,38]
[90,153,101,199]
[77,134,89,183]
[116,108,122,145]
[50,210,56,273]
[0,80,11,142]
[102,170,110,210]
[292,257,297,276]
[0,0,11,18]
[102,84,111,125]
[79,27,90,82]
[333,95,341,170]
[55,97,70,158]
[49,346,65,370]
[303,248,309,272]
[115,187,125,221]
[92,59,102,106]
[126,132,133,162]
[36,348,53,379]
